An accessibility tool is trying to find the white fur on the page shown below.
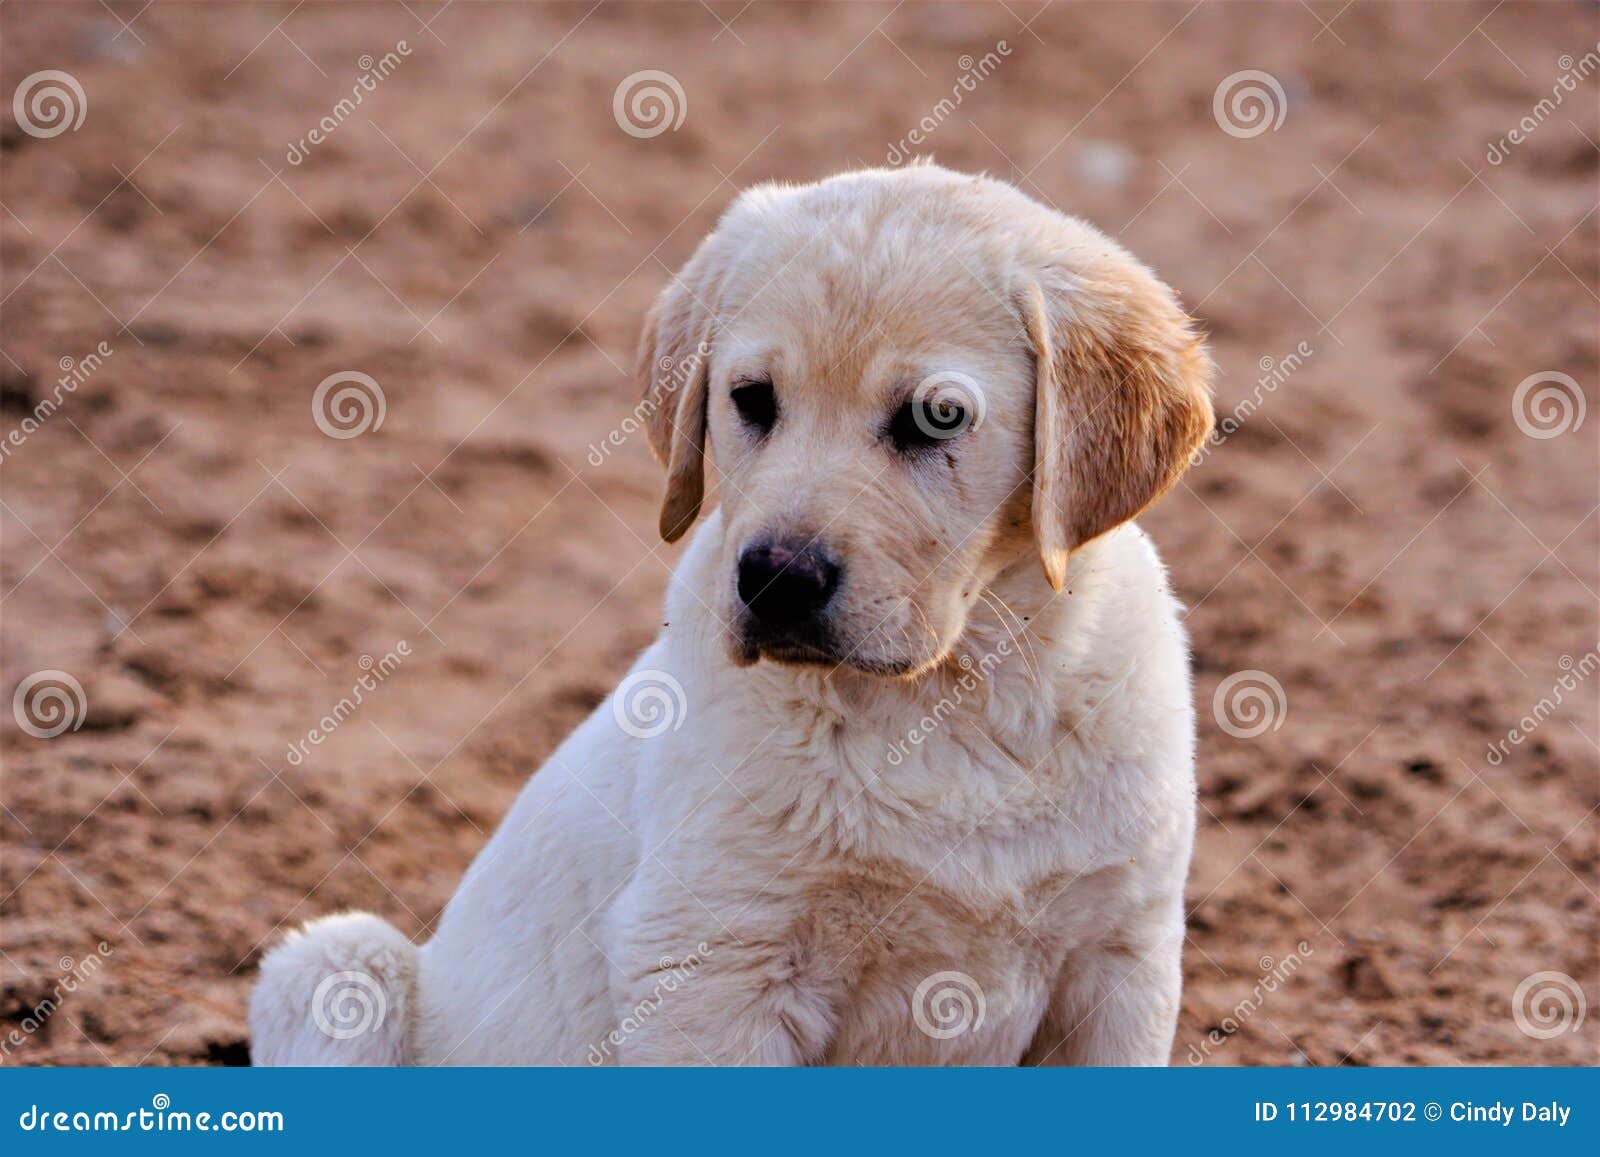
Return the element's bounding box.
[249,912,416,1065]
[252,166,1202,1067]
[252,517,1195,1066]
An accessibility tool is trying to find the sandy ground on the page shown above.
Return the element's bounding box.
[1,1,1596,1067]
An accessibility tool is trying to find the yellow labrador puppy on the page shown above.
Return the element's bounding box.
[251,163,1214,1066]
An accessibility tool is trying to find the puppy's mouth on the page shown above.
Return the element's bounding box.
[732,624,923,679]
[750,639,842,668]
[732,616,838,667]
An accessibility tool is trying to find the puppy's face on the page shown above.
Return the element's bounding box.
[639,167,1213,679]
[702,254,1034,676]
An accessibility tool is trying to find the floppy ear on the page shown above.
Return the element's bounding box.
[1021,255,1214,591]
[637,240,723,542]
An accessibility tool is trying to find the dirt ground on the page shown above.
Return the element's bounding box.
[1,1,1596,1067]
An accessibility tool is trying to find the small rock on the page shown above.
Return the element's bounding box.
[1,364,35,414]
[82,670,163,732]
[1340,952,1397,1000]
[1072,140,1135,190]
[1405,758,1442,783]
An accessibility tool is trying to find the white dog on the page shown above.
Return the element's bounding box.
[250,163,1214,1066]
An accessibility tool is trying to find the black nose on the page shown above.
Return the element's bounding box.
[737,538,841,631]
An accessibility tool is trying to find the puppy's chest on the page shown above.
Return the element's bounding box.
[782,860,1131,1065]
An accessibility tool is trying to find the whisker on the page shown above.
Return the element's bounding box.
[978,587,1041,689]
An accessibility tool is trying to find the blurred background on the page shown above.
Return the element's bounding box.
[1,1,1595,1065]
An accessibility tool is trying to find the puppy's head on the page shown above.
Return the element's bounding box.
[637,165,1213,678]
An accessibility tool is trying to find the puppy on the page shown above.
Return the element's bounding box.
[251,163,1214,1066]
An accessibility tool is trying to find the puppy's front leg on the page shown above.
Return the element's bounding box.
[610,941,835,1066]
[608,872,837,1066]
[1026,897,1184,1066]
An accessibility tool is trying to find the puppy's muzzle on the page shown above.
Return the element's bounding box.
[736,537,841,651]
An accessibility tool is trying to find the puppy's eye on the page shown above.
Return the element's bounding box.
[731,379,778,435]
[889,394,967,453]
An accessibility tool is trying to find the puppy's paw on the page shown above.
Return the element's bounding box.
[249,911,416,1066]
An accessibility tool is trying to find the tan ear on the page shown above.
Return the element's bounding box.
[637,240,723,542]
[1022,259,1214,592]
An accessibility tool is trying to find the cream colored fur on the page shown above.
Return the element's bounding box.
[251,164,1214,1066]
